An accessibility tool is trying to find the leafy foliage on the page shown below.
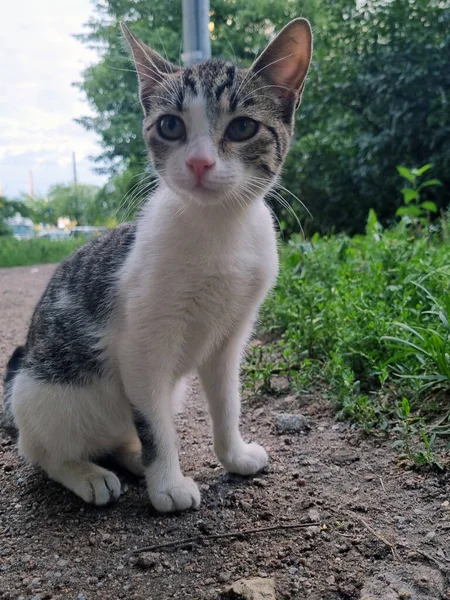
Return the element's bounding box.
[251,211,450,461]
[0,197,32,236]
[395,164,441,224]
[29,184,102,226]
[76,0,450,233]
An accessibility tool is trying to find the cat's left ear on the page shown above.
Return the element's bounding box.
[251,18,312,109]
[121,23,180,113]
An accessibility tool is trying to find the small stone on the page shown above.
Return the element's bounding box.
[326,575,336,585]
[305,526,321,539]
[398,589,412,599]
[56,559,68,568]
[31,578,41,587]
[425,531,436,541]
[31,596,41,600]
[218,571,231,583]
[288,567,298,575]
[77,595,86,600]
[336,543,349,553]
[308,508,320,523]
[226,577,276,599]
[135,552,159,570]
[275,413,310,433]
[253,478,268,488]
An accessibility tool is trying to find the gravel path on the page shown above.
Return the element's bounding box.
[1,264,449,600]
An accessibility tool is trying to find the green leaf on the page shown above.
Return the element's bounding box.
[420,201,438,213]
[396,205,422,218]
[366,208,381,234]
[402,397,410,417]
[413,164,433,176]
[397,166,415,183]
[401,188,418,204]
[418,179,443,190]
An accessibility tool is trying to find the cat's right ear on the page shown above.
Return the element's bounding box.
[251,19,313,110]
[121,23,180,113]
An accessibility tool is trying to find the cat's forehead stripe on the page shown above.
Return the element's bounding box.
[177,60,239,112]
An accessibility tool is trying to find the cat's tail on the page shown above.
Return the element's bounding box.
[1,345,26,437]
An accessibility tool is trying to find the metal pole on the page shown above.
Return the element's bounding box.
[182,0,211,67]
[72,151,80,224]
[29,169,34,199]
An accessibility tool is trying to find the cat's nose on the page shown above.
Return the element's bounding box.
[186,156,215,181]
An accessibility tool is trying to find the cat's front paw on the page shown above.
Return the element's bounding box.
[148,477,201,513]
[219,442,268,476]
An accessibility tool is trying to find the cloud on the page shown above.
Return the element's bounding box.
[0,0,107,197]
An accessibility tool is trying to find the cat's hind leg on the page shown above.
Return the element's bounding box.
[42,460,121,505]
[11,371,133,505]
[114,430,145,477]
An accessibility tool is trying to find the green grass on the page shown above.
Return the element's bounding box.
[247,213,450,468]
[0,236,86,268]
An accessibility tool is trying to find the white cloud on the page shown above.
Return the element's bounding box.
[0,0,108,197]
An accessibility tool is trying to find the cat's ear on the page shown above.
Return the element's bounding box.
[251,18,312,109]
[121,23,180,113]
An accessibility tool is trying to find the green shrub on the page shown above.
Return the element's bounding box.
[251,211,450,465]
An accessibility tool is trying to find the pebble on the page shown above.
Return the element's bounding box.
[218,571,231,583]
[275,413,310,433]
[252,478,267,488]
[135,552,159,570]
[425,531,436,541]
[308,508,320,523]
[305,526,321,539]
[226,577,276,599]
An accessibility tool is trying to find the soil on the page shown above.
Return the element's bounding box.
[0,264,449,600]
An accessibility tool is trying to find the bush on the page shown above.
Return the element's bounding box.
[248,212,450,464]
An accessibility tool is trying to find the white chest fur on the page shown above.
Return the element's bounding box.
[118,188,278,374]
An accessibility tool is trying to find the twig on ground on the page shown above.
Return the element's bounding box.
[132,521,320,554]
[379,476,387,494]
[354,514,398,560]
[326,505,399,560]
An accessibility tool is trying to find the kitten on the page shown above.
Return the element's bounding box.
[2,19,312,512]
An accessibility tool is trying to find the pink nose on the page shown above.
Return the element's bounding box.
[186,156,215,181]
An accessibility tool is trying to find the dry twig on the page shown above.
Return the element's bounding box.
[132,521,320,554]
[353,514,399,560]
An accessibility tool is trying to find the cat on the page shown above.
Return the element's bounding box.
[2,19,312,512]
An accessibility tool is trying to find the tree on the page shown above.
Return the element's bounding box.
[0,197,32,236]
[28,184,102,226]
[76,0,450,234]
[287,0,450,233]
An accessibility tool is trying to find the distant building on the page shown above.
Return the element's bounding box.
[6,213,35,240]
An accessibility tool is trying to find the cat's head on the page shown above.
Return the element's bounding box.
[122,20,312,207]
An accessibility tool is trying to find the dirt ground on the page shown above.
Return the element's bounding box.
[0,264,449,600]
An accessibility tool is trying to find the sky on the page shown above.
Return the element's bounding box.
[0,0,108,199]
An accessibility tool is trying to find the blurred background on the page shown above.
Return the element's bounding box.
[0,0,449,248]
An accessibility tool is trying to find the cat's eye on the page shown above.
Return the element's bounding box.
[157,115,186,141]
[225,117,259,142]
